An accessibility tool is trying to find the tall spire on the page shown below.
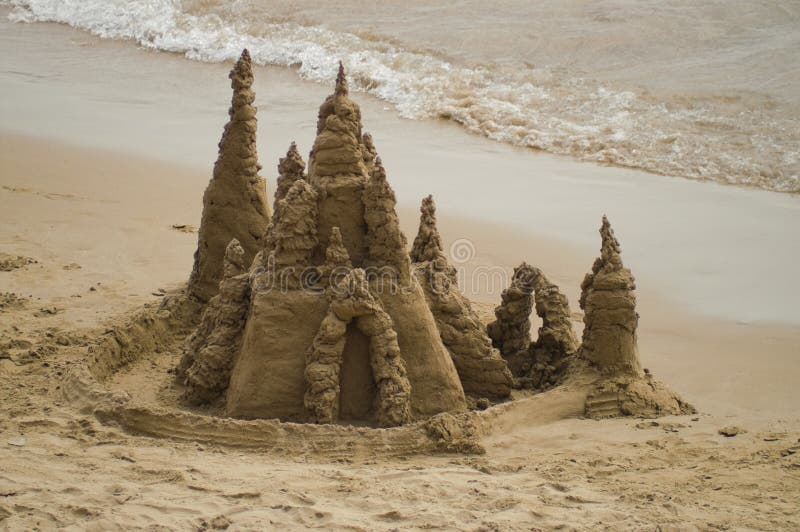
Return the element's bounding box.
[412,198,514,399]
[188,48,270,302]
[411,195,444,263]
[308,61,369,265]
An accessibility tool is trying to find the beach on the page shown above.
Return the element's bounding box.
[2,4,800,530]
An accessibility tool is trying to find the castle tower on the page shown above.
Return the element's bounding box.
[188,49,270,302]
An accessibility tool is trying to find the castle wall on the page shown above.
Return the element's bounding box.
[226,289,328,420]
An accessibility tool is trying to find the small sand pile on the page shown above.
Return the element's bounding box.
[188,49,270,303]
[0,292,28,312]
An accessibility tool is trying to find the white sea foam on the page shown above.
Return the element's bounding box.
[4,0,799,193]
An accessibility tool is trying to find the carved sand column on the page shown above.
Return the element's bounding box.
[189,49,270,302]
[363,157,412,284]
[578,216,642,376]
[410,195,444,263]
[308,63,370,265]
[274,142,306,215]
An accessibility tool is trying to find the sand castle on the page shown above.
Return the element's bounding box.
[53,50,694,460]
[177,56,525,427]
[137,50,692,431]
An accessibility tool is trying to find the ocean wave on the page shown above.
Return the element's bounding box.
[4,0,799,193]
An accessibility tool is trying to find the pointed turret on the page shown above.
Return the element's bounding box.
[335,61,348,96]
[308,62,370,265]
[578,216,641,375]
[363,157,411,283]
[182,238,251,404]
[579,216,694,418]
[318,227,352,288]
[408,194,512,397]
[309,62,364,174]
[411,195,445,263]
[188,49,270,302]
[274,142,306,214]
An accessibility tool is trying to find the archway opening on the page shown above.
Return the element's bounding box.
[338,321,375,422]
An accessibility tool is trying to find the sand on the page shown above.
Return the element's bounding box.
[1,12,800,530]
[2,133,799,530]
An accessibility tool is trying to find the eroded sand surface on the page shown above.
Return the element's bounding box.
[1,137,799,530]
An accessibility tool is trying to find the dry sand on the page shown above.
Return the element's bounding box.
[1,135,799,530]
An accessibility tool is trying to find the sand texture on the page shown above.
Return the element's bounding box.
[412,195,513,399]
[188,50,270,303]
[1,134,799,529]
[187,65,478,425]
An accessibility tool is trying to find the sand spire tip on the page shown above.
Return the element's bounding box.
[421,194,436,214]
[335,61,348,96]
